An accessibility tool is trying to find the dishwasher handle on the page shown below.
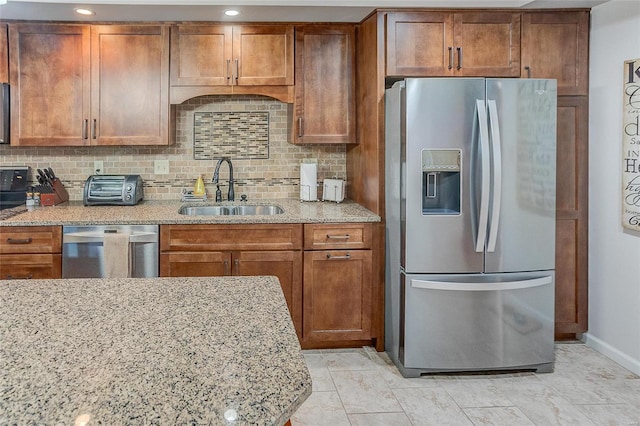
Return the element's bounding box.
[63,230,158,244]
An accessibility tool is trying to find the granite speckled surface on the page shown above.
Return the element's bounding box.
[0,276,311,425]
[0,199,380,226]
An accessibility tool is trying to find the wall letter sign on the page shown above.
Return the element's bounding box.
[623,58,640,232]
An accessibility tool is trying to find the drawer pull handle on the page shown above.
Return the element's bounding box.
[326,234,350,240]
[326,253,350,260]
[6,274,33,280]
[7,237,33,244]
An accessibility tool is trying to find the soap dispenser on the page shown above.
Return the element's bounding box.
[193,175,206,196]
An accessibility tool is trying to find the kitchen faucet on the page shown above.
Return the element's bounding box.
[212,157,235,202]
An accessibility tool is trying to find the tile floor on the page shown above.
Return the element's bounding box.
[291,343,640,426]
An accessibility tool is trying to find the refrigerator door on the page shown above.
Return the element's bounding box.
[403,78,485,274]
[484,79,557,273]
[400,271,555,376]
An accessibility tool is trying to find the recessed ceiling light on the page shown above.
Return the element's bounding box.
[74,8,95,16]
[224,9,240,17]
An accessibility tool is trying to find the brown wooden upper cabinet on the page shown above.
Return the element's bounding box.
[8,23,171,146]
[521,11,590,96]
[170,25,294,87]
[0,24,8,82]
[292,25,356,144]
[386,11,521,77]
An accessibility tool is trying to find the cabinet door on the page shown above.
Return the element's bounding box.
[303,250,372,342]
[233,25,294,86]
[386,12,453,77]
[555,97,589,337]
[91,25,170,146]
[170,25,233,86]
[293,25,356,144]
[453,12,521,77]
[8,24,91,146]
[0,24,8,82]
[0,254,62,279]
[521,12,589,96]
[160,251,232,277]
[235,250,303,337]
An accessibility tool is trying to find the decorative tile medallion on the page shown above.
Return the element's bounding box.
[194,111,269,160]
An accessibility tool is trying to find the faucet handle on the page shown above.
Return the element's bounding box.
[240,194,247,202]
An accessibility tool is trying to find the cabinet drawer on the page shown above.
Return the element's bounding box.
[0,226,62,254]
[0,254,62,279]
[304,223,372,250]
[160,224,303,251]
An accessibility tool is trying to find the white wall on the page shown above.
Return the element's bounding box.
[586,0,640,375]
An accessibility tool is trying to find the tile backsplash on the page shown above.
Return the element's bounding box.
[0,95,346,201]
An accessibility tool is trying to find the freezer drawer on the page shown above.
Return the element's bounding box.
[400,271,554,376]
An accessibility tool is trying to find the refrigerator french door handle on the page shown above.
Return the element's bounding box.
[487,100,502,253]
[475,99,491,253]
[410,276,553,291]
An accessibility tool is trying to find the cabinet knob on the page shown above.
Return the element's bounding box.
[524,66,532,79]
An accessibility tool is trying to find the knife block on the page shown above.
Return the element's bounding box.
[41,179,69,206]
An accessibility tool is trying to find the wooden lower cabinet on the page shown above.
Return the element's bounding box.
[302,249,372,346]
[160,249,302,336]
[159,224,303,338]
[160,222,381,349]
[301,222,380,349]
[0,226,62,279]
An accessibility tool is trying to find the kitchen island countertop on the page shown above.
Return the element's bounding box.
[0,276,311,425]
[0,199,380,226]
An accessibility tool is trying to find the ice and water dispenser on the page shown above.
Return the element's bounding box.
[421,149,461,215]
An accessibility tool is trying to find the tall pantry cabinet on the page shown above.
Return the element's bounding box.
[521,11,590,337]
[351,9,591,339]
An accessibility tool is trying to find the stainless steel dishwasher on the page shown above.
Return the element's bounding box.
[62,225,159,278]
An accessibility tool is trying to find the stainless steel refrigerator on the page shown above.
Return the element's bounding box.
[385,78,557,377]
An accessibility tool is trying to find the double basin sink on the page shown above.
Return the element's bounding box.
[179,204,284,216]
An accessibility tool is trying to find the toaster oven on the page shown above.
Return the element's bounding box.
[83,175,144,206]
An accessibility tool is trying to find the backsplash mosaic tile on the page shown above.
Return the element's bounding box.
[0,95,346,201]
[194,111,269,160]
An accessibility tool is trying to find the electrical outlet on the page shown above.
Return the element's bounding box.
[154,159,170,175]
[94,161,104,175]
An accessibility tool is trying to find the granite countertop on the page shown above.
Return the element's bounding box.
[0,276,311,425]
[0,199,380,226]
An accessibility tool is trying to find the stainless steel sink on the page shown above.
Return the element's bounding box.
[232,205,284,215]
[179,206,233,216]
[179,204,284,216]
